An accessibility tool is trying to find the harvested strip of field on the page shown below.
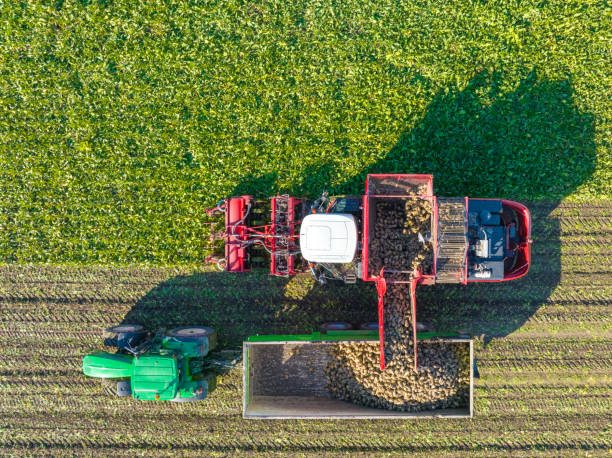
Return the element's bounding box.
[0,199,610,455]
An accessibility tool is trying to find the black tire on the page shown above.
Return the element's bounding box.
[167,326,216,338]
[320,322,353,332]
[103,324,146,348]
[167,326,217,351]
[359,322,379,331]
[105,324,144,334]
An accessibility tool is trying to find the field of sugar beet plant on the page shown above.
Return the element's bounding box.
[1,0,611,455]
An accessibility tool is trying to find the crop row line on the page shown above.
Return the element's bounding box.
[0,437,609,453]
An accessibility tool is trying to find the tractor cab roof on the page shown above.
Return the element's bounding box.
[131,354,178,401]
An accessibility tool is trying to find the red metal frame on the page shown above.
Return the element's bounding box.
[270,196,302,277]
[224,196,252,272]
[410,277,418,370]
[375,271,386,370]
[463,196,469,284]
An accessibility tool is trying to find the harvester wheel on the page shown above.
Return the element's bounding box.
[167,326,217,350]
[359,322,379,331]
[320,322,353,332]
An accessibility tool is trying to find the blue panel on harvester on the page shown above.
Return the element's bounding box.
[467,199,506,281]
[468,199,502,214]
[484,226,504,257]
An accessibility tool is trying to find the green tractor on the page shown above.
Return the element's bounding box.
[83,324,217,402]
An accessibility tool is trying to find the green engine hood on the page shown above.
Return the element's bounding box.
[131,354,178,401]
[83,352,133,379]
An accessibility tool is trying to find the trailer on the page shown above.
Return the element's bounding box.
[243,330,473,419]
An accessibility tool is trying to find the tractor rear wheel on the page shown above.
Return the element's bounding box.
[167,326,217,350]
[106,324,144,334]
[103,324,146,348]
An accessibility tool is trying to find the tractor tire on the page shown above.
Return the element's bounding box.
[167,326,217,351]
[320,322,353,332]
[106,324,145,334]
[103,324,146,348]
[359,322,379,331]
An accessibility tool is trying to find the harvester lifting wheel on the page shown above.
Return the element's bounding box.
[167,326,217,350]
[320,322,353,332]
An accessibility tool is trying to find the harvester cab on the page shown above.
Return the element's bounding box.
[83,325,218,402]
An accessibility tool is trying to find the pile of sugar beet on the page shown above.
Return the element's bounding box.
[367,197,434,280]
[324,285,470,412]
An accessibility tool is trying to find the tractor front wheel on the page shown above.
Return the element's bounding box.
[359,322,379,331]
[167,326,217,351]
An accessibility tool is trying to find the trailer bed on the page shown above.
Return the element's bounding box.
[244,336,473,419]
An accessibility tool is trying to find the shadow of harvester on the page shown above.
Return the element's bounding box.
[121,272,376,348]
[224,69,597,344]
[122,69,596,348]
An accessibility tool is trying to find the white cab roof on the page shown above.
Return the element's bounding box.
[299,213,358,263]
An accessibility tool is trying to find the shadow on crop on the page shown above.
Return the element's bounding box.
[379,69,597,343]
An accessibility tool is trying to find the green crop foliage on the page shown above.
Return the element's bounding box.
[0,0,610,266]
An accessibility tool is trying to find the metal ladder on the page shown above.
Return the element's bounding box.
[436,198,468,283]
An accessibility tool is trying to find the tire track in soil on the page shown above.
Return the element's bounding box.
[2,414,610,438]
